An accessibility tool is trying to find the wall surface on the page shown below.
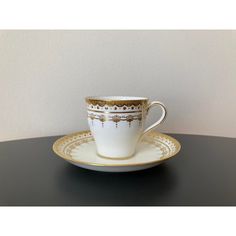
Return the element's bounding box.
[0,30,235,141]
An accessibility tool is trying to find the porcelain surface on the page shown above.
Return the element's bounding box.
[53,130,181,172]
[86,96,167,159]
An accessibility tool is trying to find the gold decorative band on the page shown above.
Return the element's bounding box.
[88,114,142,122]
[85,97,148,107]
[87,109,142,114]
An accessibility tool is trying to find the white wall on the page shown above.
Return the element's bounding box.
[0,30,235,141]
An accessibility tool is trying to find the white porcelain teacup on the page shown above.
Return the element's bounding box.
[86,96,167,159]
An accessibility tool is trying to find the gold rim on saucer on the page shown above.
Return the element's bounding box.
[52,130,181,167]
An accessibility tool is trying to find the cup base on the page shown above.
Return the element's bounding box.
[97,152,134,160]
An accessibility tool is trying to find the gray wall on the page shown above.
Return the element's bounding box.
[0,30,235,141]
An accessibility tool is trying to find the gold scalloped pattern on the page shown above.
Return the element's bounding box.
[52,130,181,167]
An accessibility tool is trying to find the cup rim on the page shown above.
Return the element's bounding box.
[86,96,148,102]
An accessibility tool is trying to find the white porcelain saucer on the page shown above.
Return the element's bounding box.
[53,130,181,172]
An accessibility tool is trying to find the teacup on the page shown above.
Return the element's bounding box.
[86,96,167,159]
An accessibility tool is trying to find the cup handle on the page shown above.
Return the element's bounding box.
[140,101,167,139]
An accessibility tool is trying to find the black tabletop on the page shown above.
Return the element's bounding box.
[0,133,235,206]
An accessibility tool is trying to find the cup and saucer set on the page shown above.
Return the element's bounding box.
[53,96,181,172]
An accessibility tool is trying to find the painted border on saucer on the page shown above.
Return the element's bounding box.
[52,130,181,167]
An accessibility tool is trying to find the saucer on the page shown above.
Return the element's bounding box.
[52,131,181,172]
